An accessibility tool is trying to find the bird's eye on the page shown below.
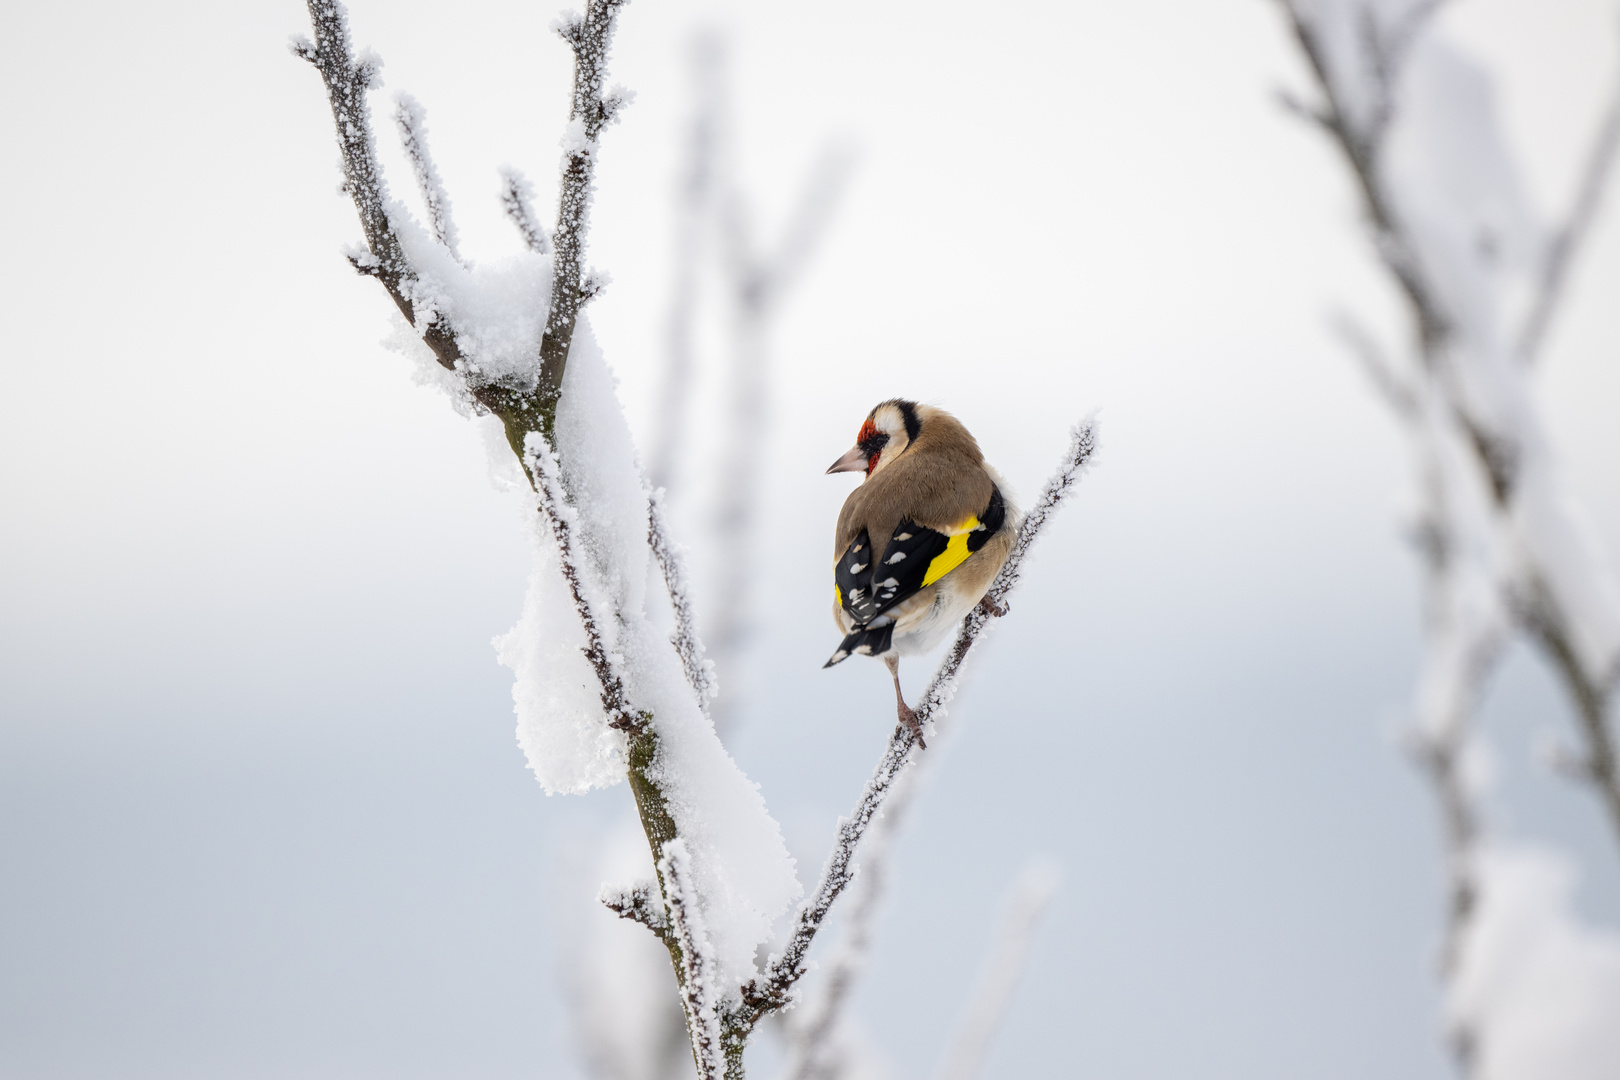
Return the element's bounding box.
[858,431,890,456]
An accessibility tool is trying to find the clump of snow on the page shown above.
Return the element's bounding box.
[1450,844,1620,1080]
[497,318,800,988]
[390,203,553,390]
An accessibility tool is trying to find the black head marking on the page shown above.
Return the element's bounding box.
[875,398,922,444]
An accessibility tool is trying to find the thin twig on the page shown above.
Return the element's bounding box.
[393,91,463,263]
[499,166,550,255]
[600,879,673,949]
[780,768,916,1080]
[648,484,717,716]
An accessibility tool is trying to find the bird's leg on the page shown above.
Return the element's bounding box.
[977,594,1007,618]
[884,653,926,749]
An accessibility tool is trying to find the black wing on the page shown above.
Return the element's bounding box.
[832,485,1008,631]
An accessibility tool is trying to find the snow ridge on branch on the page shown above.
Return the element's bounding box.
[660,840,724,1080]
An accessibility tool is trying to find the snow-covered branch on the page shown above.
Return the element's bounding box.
[537,0,631,430]
[295,0,462,374]
[1277,1,1620,1073]
[661,840,727,1080]
[393,91,462,263]
[780,768,915,1080]
[1275,0,1620,849]
[601,879,673,947]
[648,485,716,716]
[739,423,1096,1025]
[499,166,550,255]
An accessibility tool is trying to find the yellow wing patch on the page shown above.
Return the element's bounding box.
[834,584,843,608]
[922,515,980,587]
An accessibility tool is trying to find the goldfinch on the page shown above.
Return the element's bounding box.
[825,399,1016,746]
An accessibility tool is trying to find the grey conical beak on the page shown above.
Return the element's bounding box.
[826,446,869,474]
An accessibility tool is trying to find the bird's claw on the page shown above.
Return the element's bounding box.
[978,595,1008,618]
[897,702,927,750]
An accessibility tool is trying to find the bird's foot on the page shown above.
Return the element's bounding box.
[978,595,1008,618]
[898,701,927,750]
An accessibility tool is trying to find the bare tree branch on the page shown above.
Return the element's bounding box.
[499,166,550,255]
[661,840,726,1080]
[1517,61,1620,365]
[393,91,463,263]
[738,422,1097,1026]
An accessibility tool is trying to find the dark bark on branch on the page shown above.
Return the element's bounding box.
[537,0,629,439]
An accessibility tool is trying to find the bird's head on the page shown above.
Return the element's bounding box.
[826,398,922,479]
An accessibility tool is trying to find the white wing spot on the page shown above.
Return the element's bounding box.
[886,552,906,564]
[895,532,912,541]
[849,562,866,573]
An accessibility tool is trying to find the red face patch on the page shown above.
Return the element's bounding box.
[857,419,878,444]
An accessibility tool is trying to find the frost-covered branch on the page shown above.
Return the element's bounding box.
[601,879,673,948]
[780,768,915,1080]
[297,0,627,444]
[499,166,550,255]
[934,861,1060,1080]
[525,437,642,734]
[538,0,631,429]
[660,840,726,1080]
[294,0,462,374]
[648,485,716,715]
[393,92,462,263]
[739,423,1096,1025]
[1275,0,1620,851]
[1278,1,1620,1072]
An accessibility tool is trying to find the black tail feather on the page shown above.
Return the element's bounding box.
[822,622,896,668]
